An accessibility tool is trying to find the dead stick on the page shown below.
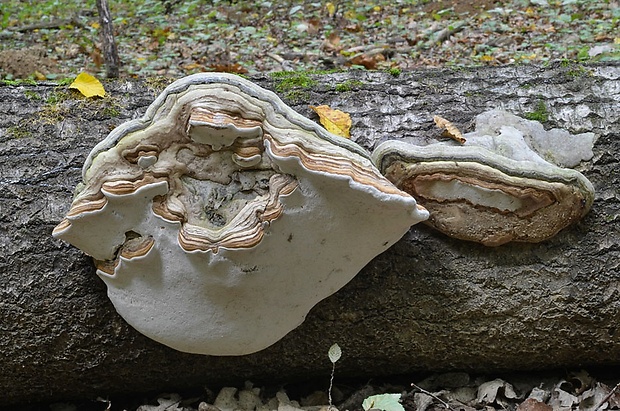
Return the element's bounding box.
[595,382,620,411]
[411,383,456,411]
[96,0,120,78]
[10,17,84,32]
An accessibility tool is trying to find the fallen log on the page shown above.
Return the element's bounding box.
[0,63,619,406]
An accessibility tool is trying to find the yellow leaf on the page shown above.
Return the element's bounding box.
[326,2,336,17]
[69,72,106,98]
[90,21,100,29]
[310,105,352,138]
[34,71,46,81]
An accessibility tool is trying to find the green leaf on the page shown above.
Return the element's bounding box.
[362,394,404,411]
[577,46,590,61]
[328,343,341,363]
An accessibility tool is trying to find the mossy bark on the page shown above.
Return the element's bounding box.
[1,63,619,407]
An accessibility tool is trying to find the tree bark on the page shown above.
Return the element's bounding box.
[1,63,619,406]
[96,0,120,78]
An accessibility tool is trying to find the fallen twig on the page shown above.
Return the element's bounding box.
[432,20,468,44]
[9,16,83,32]
[266,52,295,71]
[411,383,457,411]
[595,382,620,411]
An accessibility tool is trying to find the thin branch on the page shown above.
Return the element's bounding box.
[595,382,620,411]
[266,52,295,71]
[411,383,457,411]
[9,16,83,32]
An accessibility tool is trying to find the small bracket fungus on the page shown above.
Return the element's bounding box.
[372,109,595,246]
[53,73,428,355]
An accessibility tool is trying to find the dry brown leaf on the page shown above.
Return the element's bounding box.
[90,47,103,68]
[516,399,552,411]
[348,53,384,70]
[579,382,620,411]
[344,23,362,33]
[476,379,518,405]
[548,386,578,410]
[321,32,341,53]
[208,63,248,74]
[309,105,351,138]
[307,18,321,35]
[183,62,206,72]
[433,115,465,143]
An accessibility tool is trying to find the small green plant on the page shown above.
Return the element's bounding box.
[102,103,121,117]
[567,65,588,77]
[23,90,42,100]
[38,89,73,124]
[1,78,37,86]
[1,79,20,86]
[91,95,123,117]
[282,89,310,104]
[46,90,71,105]
[388,67,401,77]
[7,124,32,139]
[270,71,321,102]
[335,79,364,92]
[524,101,549,123]
[56,77,75,86]
[145,76,175,92]
[272,71,317,93]
[327,343,341,409]
[335,83,349,92]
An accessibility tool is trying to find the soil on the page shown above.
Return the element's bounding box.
[0,46,57,79]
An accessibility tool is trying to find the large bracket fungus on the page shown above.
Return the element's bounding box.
[372,109,595,246]
[53,73,428,355]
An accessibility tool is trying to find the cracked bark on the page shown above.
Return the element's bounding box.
[96,0,120,78]
[1,63,619,406]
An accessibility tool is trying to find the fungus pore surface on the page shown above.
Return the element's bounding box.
[372,109,595,246]
[53,73,428,355]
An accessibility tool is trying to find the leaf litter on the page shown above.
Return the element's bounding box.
[0,0,618,79]
[48,371,620,411]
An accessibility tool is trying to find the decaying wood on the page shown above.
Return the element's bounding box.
[0,63,619,406]
[7,16,84,32]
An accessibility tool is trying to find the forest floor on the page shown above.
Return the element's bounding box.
[0,0,618,80]
[38,369,620,411]
[1,0,620,410]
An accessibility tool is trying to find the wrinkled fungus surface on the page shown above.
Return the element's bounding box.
[53,73,428,355]
[372,109,595,246]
